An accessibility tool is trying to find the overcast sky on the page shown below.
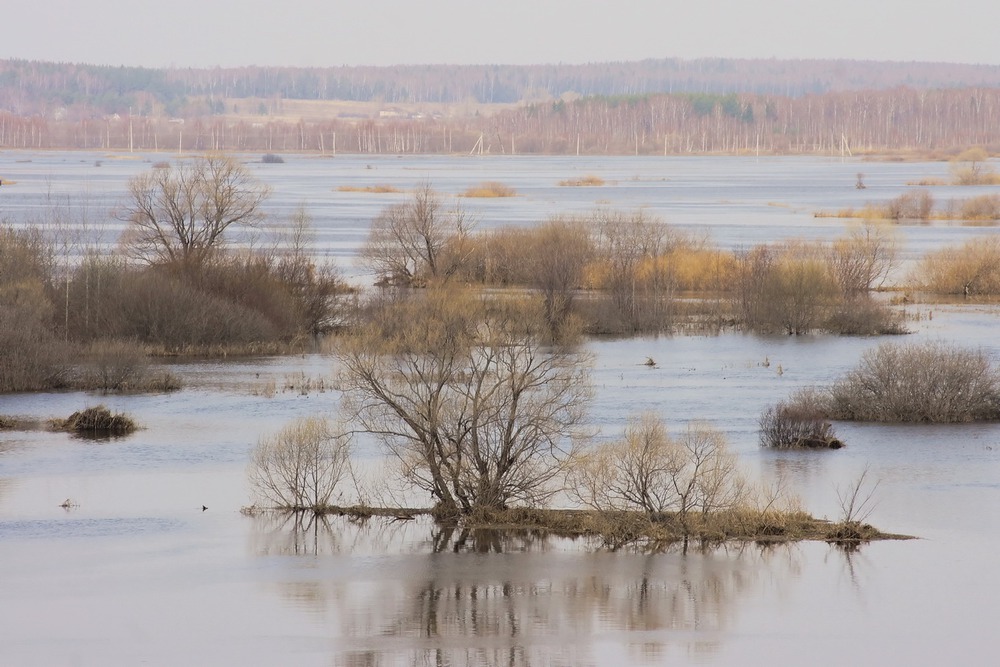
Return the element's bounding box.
[4,1,1000,68]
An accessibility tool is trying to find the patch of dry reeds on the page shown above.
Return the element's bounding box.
[462,181,516,198]
[52,405,138,436]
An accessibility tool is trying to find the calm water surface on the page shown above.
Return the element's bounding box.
[2,153,1000,665]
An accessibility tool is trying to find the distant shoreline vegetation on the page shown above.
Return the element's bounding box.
[5,56,1000,155]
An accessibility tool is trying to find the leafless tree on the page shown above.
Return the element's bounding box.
[335,289,592,514]
[249,416,353,511]
[119,154,270,269]
[525,216,593,333]
[361,183,473,287]
[828,221,899,295]
[594,209,675,331]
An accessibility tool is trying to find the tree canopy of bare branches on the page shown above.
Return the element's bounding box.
[335,289,592,514]
[361,183,473,287]
[119,154,270,269]
[249,416,353,511]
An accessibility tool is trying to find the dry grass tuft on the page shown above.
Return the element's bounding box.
[462,181,516,198]
[337,184,402,193]
[558,175,605,187]
[52,405,138,436]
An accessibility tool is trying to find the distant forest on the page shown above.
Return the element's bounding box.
[3,58,1000,154]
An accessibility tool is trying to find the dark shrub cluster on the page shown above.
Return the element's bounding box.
[759,399,843,449]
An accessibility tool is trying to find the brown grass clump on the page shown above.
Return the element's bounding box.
[336,184,402,193]
[558,175,605,187]
[52,405,138,436]
[957,194,1000,221]
[462,181,516,198]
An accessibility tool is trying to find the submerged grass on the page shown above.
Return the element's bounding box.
[336,184,403,193]
[558,175,605,187]
[304,505,909,549]
[462,181,517,198]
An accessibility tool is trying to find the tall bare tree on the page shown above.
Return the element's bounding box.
[336,289,591,514]
[119,154,270,269]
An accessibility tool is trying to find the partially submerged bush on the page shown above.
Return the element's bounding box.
[261,153,285,164]
[823,297,907,336]
[911,236,1000,296]
[827,341,1000,422]
[957,194,1000,221]
[54,405,138,436]
[886,189,934,220]
[759,399,843,449]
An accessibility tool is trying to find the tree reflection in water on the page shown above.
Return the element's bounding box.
[249,513,810,666]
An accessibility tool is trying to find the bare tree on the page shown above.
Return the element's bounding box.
[119,154,270,269]
[361,183,473,287]
[249,416,353,511]
[594,209,675,331]
[828,221,899,295]
[335,289,591,514]
[526,216,593,333]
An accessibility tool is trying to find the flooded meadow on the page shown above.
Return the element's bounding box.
[2,152,1000,665]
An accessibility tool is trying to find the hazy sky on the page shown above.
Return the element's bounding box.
[4,1,1000,68]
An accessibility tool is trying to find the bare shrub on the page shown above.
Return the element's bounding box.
[823,296,907,335]
[734,243,838,334]
[93,268,279,351]
[828,221,899,295]
[261,153,285,164]
[886,189,934,220]
[910,236,1000,296]
[0,303,69,392]
[591,209,676,333]
[77,340,149,392]
[526,217,593,333]
[72,339,181,393]
[759,400,842,449]
[950,147,997,185]
[361,183,474,287]
[828,466,881,542]
[249,416,353,511]
[827,341,1000,422]
[569,414,749,534]
[958,194,1000,221]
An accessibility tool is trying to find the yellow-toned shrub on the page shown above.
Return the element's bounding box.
[911,236,1000,296]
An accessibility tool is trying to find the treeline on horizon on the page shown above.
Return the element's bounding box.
[6,57,1000,115]
[4,86,1000,155]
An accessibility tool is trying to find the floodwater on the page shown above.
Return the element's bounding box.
[2,152,1000,666]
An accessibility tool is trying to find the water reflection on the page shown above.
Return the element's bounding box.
[250,513,812,666]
